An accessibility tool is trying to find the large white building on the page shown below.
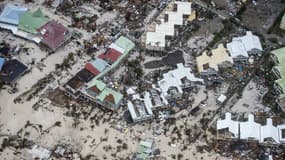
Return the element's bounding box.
[226,31,263,62]
[128,93,154,123]
[217,112,285,144]
[145,1,194,50]
[158,63,203,99]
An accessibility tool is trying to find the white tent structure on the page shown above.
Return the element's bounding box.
[217,112,239,138]
[260,118,279,143]
[217,113,285,144]
[227,31,263,59]
[239,114,261,140]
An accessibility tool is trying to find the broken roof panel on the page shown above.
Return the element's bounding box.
[128,92,154,122]
[0,59,27,83]
[38,20,69,50]
[0,4,27,25]
[19,8,49,33]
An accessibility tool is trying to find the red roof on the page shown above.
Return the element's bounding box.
[85,63,100,76]
[38,20,69,50]
[98,48,122,64]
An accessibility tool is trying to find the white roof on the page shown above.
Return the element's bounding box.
[146,32,166,48]
[227,39,248,58]
[159,72,183,96]
[239,114,261,140]
[242,31,262,51]
[158,63,203,97]
[126,87,136,95]
[227,31,262,58]
[174,1,192,15]
[217,94,227,103]
[28,145,51,160]
[155,21,175,36]
[165,11,183,26]
[0,22,18,33]
[14,30,41,43]
[260,118,279,143]
[217,112,239,138]
[109,43,125,53]
[143,92,154,115]
[278,124,285,142]
[128,93,154,122]
[217,113,285,144]
[160,93,169,105]
[128,101,138,119]
[145,1,192,48]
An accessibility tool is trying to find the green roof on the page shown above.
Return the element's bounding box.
[95,36,135,79]
[87,79,106,90]
[272,47,285,98]
[114,36,135,55]
[97,87,123,106]
[136,139,154,160]
[18,9,49,33]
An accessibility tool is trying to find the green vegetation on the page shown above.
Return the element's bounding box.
[208,19,235,48]
[127,60,143,79]
[267,9,285,36]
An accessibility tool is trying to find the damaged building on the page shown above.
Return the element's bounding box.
[0,4,71,51]
[226,31,263,63]
[145,1,195,51]
[271,47,285,112]
[217,112,285,144]
[158,63,203,99]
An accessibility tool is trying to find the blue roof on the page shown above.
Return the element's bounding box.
[90,59,110,72]
[0,4,28,25]
[0,58,4,72]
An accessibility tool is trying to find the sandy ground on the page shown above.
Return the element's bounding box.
[230,80,269,113]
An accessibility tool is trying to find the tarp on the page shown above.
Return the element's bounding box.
[0,57,5,72]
